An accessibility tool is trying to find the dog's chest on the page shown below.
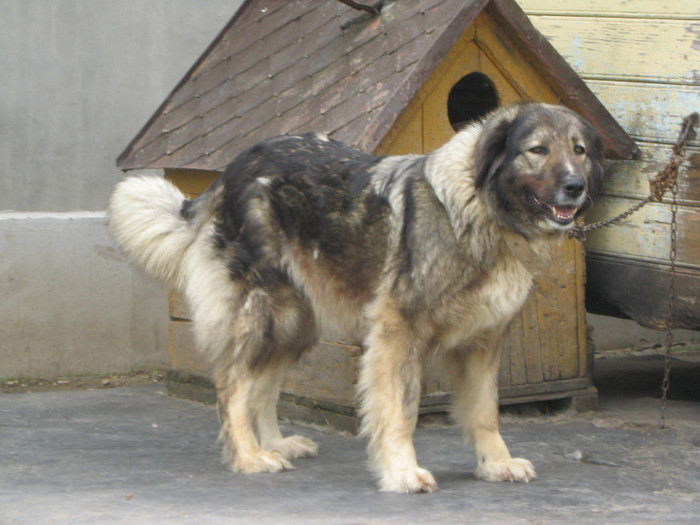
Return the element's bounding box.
[480,257,533,321]
[441,255,534,347]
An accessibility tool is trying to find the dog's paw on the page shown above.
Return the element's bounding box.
[232,449,293,473]
[274,435,318,460]
[476,457,537,483]
[380,467,438,494]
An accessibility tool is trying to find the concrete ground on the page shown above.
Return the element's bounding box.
[1,354,698,524]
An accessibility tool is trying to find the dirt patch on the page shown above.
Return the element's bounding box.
[0,370,166,394]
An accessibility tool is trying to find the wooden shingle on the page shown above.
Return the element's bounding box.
[117,0,638,172]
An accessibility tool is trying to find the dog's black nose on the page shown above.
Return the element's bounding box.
[562,176,585,199]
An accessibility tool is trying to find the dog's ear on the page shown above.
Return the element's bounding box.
[473,108,518,190]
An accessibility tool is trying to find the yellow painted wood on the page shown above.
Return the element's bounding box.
[525,17,699,84]
[375,103,423,156]
[282,342,363,406]
[165,168,219,197]
[169,289,191,321]
[474,13,562,105]
[521,293,545,383]
[421,40,482,151]
[519,0,700,18]
[169,320,208,375]
[574,238,588,377]
[374,24,477,156]
[507,312,527,385]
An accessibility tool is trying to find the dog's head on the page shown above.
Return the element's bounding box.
[473,103,604,237]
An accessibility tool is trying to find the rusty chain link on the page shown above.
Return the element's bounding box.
[658,176,678,429]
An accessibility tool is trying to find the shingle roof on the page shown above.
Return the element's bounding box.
[117,0,638,172]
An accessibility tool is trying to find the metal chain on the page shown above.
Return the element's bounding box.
[659,178,678,429]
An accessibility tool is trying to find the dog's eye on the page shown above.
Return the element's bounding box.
[574,145,586,155]
[528,146,546,155]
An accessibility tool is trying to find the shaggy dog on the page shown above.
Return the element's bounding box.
[109,103,603,493]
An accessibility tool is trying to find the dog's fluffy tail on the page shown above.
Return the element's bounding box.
[108,175,200,288]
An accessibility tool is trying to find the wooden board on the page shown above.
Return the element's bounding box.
[587,254,700,330]
[584,82,700,144]
[601,145,700,204]
[523,17,699,85]
[585,198,700,269]
[519,0,700,18]
[165,169,219,197]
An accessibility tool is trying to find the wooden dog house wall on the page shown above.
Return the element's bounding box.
[117,0,639,432]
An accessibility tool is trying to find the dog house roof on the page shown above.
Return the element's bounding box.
[117,0,638,172]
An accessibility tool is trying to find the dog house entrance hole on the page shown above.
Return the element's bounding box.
[447,72,499,131]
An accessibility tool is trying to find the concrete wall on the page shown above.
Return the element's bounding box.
[0,0,242,379]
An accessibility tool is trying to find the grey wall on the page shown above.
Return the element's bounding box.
[1,0,242,379]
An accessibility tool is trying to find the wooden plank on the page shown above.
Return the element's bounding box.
[422,40,482,151]
[584,81,700,144]
[529,240,581,382]
[375,104,422,155]
[587,254,700,330]
[498,324,513,387]
[169,289,191,321]
[601,144,700,205]
[169,319,208,376]
[555,238,581,380]
[539,283,562,381]
[519,0,700,18]
[525,16,699,84]
[507,312,528,386]
[574,238,589,378]
[165,169,219,197]
[475,12,561,105]
[521,295,544,384]
[499,377,592,400]
[282,341,362,407]
[585,198,700,269]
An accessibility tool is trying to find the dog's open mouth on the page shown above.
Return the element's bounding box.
[530,194,577,225]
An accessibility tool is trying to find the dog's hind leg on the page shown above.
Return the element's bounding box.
[210,280,317,473]
[215,365,293,473]
[250,356,318,460]
[359,302,437,493]
[448,337,537,483]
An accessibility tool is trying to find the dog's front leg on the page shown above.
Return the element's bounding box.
[448,339,537,483]
[358,308,437,493]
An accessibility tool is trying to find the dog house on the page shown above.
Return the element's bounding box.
[117,0,638,431]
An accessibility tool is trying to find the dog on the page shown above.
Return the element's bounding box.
[109,103,603,493]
